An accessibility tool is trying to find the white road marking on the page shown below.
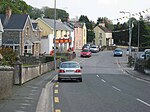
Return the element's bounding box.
[97,75,99,77]
[136,98,150,107]
[112,86,121,92]
[101,79,106,83]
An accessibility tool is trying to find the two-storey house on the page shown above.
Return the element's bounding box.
[93,23,113,47]
[35,18,72,54]
[74,22,87,50]
[0,7,41,56]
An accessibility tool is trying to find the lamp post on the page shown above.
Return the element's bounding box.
[120,11,132,56]
[54,0,57,70]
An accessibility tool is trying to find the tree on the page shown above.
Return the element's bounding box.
[0,0,30,14]
[96,17,114,30]
[28,6,43,19]
[79,15,95,42]
[41,6,69,22]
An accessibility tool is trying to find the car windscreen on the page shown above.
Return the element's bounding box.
[61,63,80,68]
[115,50,122,52]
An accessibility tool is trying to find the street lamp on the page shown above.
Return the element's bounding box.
[120,11,132,56]
[54,0,57,70]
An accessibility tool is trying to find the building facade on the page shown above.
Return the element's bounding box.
[93,23,113,47]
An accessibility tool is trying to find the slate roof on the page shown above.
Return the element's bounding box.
[39,18,71,31]
[0,14,28,30]
[98,25,112,33]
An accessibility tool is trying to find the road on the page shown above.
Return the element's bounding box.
[52,50,150,112]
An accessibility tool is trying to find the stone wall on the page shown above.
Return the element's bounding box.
[0,67,13,99]
[18,59,60,84]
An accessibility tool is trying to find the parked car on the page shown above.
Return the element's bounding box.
[57,61,83,82]
[113,48,123,56]
[139,53,150,60]
[82,44,91,50]
[90,45,99,53]
[80,49,91,57]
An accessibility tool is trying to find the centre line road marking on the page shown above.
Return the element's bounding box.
[101,79,106,83]
[54,97,59,103]
[54,89,58,94]
[55,109,61,112]
[112,86,121,92]
[136,98,150,107]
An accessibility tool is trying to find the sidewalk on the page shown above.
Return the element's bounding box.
[120,61,150,82]
[0,70,57,112]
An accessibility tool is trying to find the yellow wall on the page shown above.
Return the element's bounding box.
[94,26,106,46]
[35,19,53,36]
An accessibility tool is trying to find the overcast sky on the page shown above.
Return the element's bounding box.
[24,0,150,23]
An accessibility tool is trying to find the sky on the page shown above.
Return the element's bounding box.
[24,0,150,23]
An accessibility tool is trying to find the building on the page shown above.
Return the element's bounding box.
[93,23,113,47]
[73,22,87,50]
[0,7,41,56]
[35,18,72,54]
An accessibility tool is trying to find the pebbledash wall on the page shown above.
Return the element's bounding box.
[0,59,60,100]
[0,67,14,99]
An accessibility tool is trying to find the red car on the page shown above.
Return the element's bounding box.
[80,49,91,57]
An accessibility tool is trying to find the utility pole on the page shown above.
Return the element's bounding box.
[54,0,57,70]
[120,11,132,56]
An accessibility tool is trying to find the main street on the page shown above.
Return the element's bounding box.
[52,50,150,112]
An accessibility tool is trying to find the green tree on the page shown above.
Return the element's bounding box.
[96,17,114,30]
[41,6,69,22]
[28,6,43,19]
[0,48,17,66]
[0,0,30,14]
[79,15,95,42]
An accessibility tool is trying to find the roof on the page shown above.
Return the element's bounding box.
[39,18,71,31]
[98,25,112,33]
[0,14,28,30]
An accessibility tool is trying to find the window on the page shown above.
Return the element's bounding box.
[24,46,32,53]
[99,33,102,38]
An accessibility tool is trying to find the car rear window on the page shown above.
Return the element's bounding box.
[61,63,80,68]
[82,49,89,52]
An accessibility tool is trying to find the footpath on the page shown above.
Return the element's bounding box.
[0,70,57,112]
[0,50,150,112]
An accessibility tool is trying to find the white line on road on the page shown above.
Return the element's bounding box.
[112,86,121,92]
[97,75,99,77]
[136,98,150,107]
[101,79,106,83]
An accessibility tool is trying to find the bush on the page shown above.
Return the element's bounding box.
[0,48,18,66]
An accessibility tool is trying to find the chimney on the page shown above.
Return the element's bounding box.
[4,6,12,25]
[5,6,12,19]
[99,22,105,27]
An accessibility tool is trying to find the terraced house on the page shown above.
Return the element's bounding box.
[35,18,73,54]
[0,7,41,56]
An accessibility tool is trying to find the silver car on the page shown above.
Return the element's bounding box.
[58,61,83,82]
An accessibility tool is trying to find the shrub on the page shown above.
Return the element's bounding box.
[0,48,18,66]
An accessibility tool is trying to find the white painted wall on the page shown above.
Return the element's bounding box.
[41,34,54,54]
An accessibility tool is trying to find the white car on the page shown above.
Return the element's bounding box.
[90,45,99,53]
[58,61,83,82]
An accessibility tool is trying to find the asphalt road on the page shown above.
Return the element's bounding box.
[52,50,150,112]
